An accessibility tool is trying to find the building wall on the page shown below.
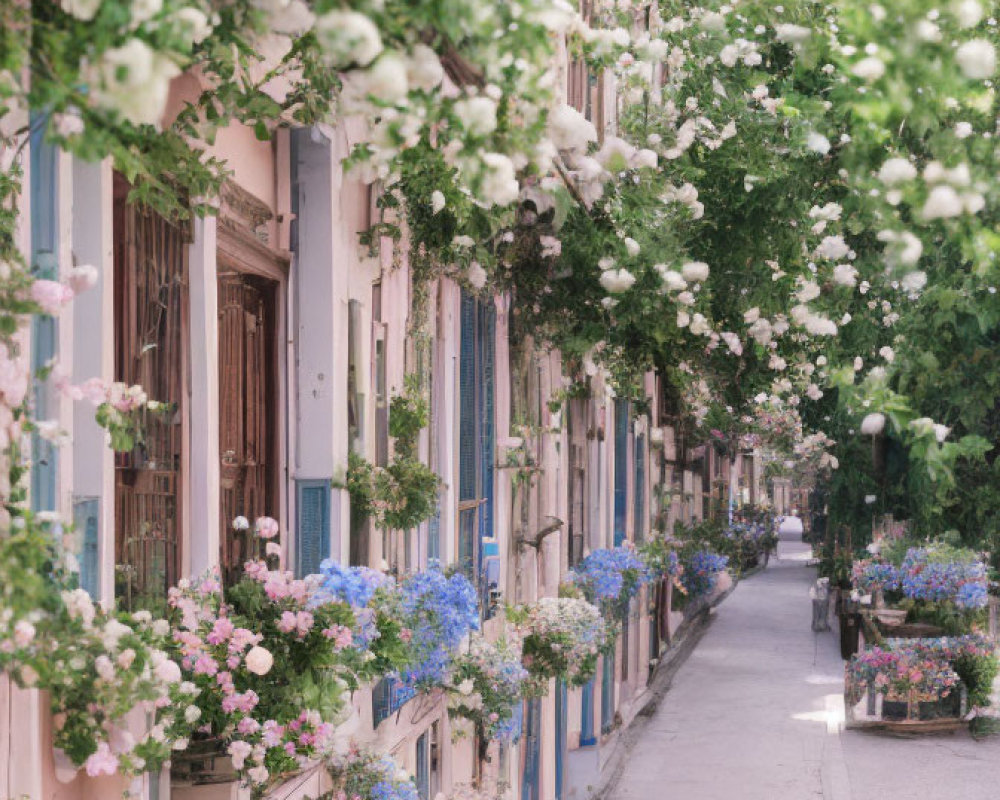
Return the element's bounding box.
[3,27,763,800]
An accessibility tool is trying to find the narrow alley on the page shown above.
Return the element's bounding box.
[606,533,1000,800]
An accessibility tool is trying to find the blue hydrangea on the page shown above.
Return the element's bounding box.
[572,545,651,604]
[900,548,988,607]
[854,562,900,593]
[371,779,419,800]
[397,568,479,688]
[681,550,729,598]
[316,559,388,607]
[955,581,989,610]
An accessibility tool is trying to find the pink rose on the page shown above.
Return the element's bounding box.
[295,611,314,638]
[237,717,261,735]
[227,740,253,770]
[31,280,74,316]
[194,655,219,676]
[255,516,280,539]
[84,742,119,777]
[245,645,273,676]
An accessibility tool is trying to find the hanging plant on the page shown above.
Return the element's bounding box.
[510,597,609,691]
[372,567,480,690]
[342,378,441,531]
[444,632,527,742]
[568,543,652,620]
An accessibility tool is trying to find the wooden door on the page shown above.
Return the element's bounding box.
[113,176,188,610]
[218,270,278,582]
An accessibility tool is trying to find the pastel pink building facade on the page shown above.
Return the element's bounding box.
[0,35,764,800]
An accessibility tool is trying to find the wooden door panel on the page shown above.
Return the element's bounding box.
[218,271,277,583]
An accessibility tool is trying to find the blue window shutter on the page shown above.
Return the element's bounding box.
[580,678,596,746]
[521,697,542,800]
[372,675,416,727]
[30,120,59,278]
[296,480,330,576]
[415,731,429,800]
[634,434,646,544]
[613,402,629,546]
[458,293,477,502]
[427,501,441,563]
[478,301,495,545]
[601,652,615,733]
[457,506,477,580]
[30,123,59,512]
[73,497,100,598]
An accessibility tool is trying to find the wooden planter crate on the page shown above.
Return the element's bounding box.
[845,677,968,734]
[171,737,237,786]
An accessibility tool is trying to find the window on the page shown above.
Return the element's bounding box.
[601,652,615,734]
[634,431,646,544]
[620,615,629,681]
[457,292,495,587]
[580,677,596,746]
[521,697,542,800]
[113,175,188,609]
[613,401,629,546]
[348,299,369,567]
[414,722,440,800]
[566,399,587,567]
[567,1,605,132]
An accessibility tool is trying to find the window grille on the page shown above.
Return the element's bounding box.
[113,175,187,608]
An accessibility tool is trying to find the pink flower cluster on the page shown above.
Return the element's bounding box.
[323,624,354,649]
[277,610,315,638]
[244,559,311,604]
[58,376,150,412]
[227,710,336,786]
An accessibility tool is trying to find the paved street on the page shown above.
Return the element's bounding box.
[606,533,1000,800]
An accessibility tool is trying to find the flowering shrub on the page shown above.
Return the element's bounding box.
[570,544,651,618]
[899,546,988,608]
[848,646,960,704]
[0,518,196,780]
[325,748,419,800]
[315,559,390,608]
[885,635,999,708]
[445,632,527,742]
[851,560,900,594]
[513,597,608,690]
[724,522,776,569]
[168,562,370,788]
[373,567,479,689]
[1,584,195,779]
[680,551,729,599]
[849,634,999,711]
[639,536,682,580]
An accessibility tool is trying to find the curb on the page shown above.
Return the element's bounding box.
[592,578,740,800]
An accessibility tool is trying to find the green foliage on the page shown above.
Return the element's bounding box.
[954,653,999,708]
[344,379,440,531]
